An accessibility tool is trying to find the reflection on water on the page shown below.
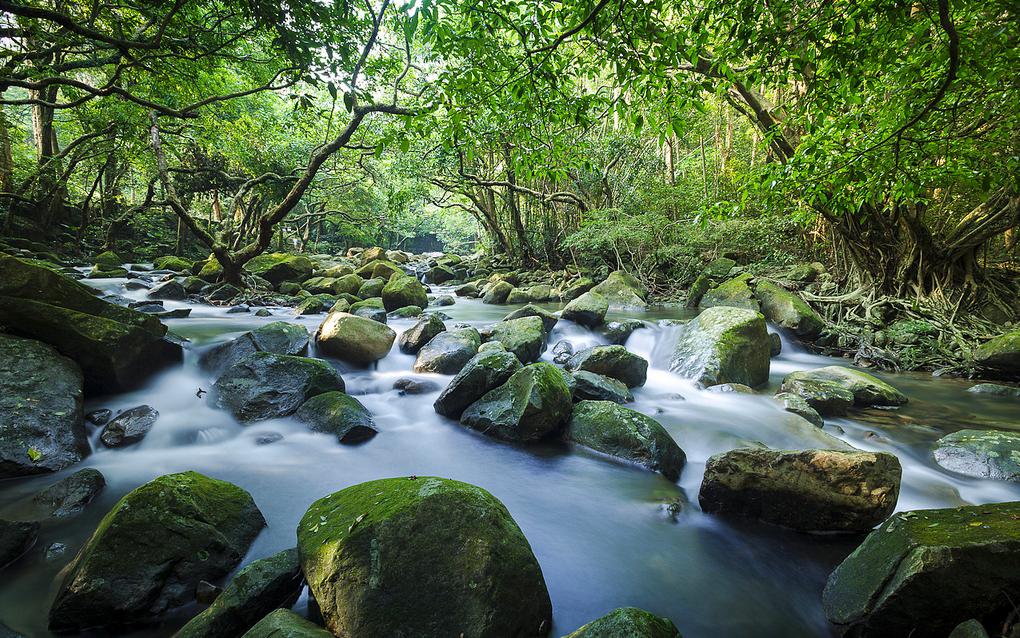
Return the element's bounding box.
[1,278,1018,637]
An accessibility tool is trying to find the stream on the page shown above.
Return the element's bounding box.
[2,270,1018,637]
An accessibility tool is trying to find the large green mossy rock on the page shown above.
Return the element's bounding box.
[355,259,403,281]
[357,276,385,299]
[488,316,547,363]
[567,401,685,480]
[973,329,1020,374]
[505,304,558,333]
[669,307,770,387]
[173,548,303,638]
[460,362,572,442]
[434,349,523,419]
[197,257,224,281]
[563,607,682,638]
[822,501,1020,637]
[779,366,906,416]
[700,274,758,311]
[242,610,333,637]
[294,391,377,443]
[571,370,633,404]
[382,275,428,311]
[153,255,193,272]
[482,280,514,304]
[0,335,87,478]
[413,327,481,374]
[699,448,901,532]
[214,353,345,422]
[0,255,181,393]
[562,291,609,327]
[92,251,123,268]
[560,277,595,302]
[316,311,396,364]
[565,345,648,388]
[753,280,824,339]
[201,322,309,375]
[590,270,647,309]
[245,253,313,287]
[297,477,552,638]
[933,429,1020,482]
[48,472,266,631]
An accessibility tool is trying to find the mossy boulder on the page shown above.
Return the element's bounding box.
[601,319,645,345]
[669,307,770,387]
[460,362,572,442]
[196,257,224,281]
[413,327,481,374]
[560,277,594,302]
[330,273,363,296]
[48,472,266,631]
[505,304,558,333]
[214,353,345,422]
[590,270,647,309]
[753,280,824,339]
[316,311,396,364]
[562,291,609,328]
[426,264,457,284]
[245,253,313,287]
[350,296,387,323]
[774,392,824,427]
[294,392,377,444]
[357,277,385,298]
[571,370,633,404]
[382,275,428,311]
[488,316,547,363]
[506,287,532,304]
[355,259,403,281]
[699,448,901,532]
[700,274,759,311]
[92,250,123,269]
[482,280,514,304]
[686,274,711,308]
[242,610,333,637]
[86,265,129,278]
[0,255,182,393]
[153,256,193,272]
[434,349,523,419]
[297,476,552,638]
[933,429,1020,482]
[973,329,1020,374]
[173,548,303,638]
[398,314,446,354]
[567,401,685,480]
[566,345,648,388]
[293,296,328,316]
[822,502,1020,637]
[388,304,423,319]
[455,282,481,298]
[703,257,736,278]
[201,322,309,375]
[779,366,906,415]
[300,276,338,295]
[0,335,87,478]
[563,607,682,638]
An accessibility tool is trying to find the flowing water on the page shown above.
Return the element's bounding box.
[2,272,1019,637]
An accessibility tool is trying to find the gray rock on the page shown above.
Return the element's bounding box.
[398,314,446,355]
[0,335,87,478]
[100,405,159,447]
[933,429,1020,482]
[431,294,455,307]
[567,401,684,480]
[566,345,648,388]
[562,291,609,327]
[481,280,513,304]
[85,408,112,426]
[316,311,395,365]
[552,340,574,364]
[201,322,310,376]
[393,378,440,395]
[571,370,633,404]
[774,392,824,427]
[504,304,558,333]
[294,392,377,444]
[147,279,186,301]
[434,349,523,419]
[669,307,770,387]
[590,270,647,309]
[487,316,546,363]
[214,353,345,422]
[967,383,1020,398]
[413,328,481,374]
[601,319,646,345]
[779,366,906,415]
[31,468,106,517]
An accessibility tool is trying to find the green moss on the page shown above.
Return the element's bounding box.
[382,275,428,311]
[564,607,682,638]
[93,251,123,268]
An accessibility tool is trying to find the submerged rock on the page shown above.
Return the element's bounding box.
[561,291,609,327]
[173,548,303,638]
[779,366,906,415]
[294,392,377,444]
[933,429,1020,482]
[699,448,901,532]
[754,280,824,339]
[316,311,396,364]
[242,609,334,637]
[398,314,446,354]
[565,345,648,388]
[460,362,572,442]
[214,353,345,422]
[48,471,266,631]
[434,349,522,419]
[99,405,159,447]
[0,519,39,570]
[413,327,481,374]
[297,476,552,638]
[571,370,633,404]
[967,382,1020,398]
[31,468,106,518]
[487,316,547,363]
[201,322,310,375]
[382,276,428,312]
[590,270,647,309]
[0,255,182,393]
[0,335,87,478]
[563,607,681,638]
[822,501,1020,637]
[567,401,685,480]
[669,307,769,387]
